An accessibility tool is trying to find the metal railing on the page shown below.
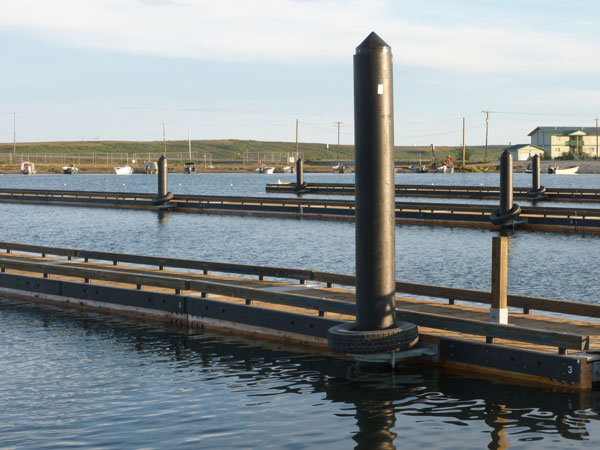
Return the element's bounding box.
[0,242,594,352]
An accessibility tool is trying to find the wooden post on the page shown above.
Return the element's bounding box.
[490,236,508,324]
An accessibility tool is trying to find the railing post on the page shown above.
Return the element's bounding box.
[490,236,508,324]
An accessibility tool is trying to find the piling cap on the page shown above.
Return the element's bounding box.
[356,32,391,54]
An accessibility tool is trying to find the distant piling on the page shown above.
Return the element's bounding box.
[528,154,545,199]
[490,150,521,225]
[296,158,304,190]
[153,155,174,206]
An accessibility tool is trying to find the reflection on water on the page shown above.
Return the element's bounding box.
[157,209,169,225]
[1,298,598,449]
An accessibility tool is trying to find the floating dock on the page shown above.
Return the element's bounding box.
[0,188,599,233]
[1,242,599,390]
[266,182,600,203]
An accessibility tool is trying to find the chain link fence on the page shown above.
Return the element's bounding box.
[0,151,303,166]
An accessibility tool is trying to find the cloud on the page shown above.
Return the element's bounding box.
[3,0,600,73]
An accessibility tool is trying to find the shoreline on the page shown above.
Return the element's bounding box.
[1,160,599,175]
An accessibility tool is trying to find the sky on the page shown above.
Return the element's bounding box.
[2,0,600,147]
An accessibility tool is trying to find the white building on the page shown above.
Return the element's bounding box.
[529,126,600,159]
[505,144,545,161]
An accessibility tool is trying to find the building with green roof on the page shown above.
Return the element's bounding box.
[528,126,599,159]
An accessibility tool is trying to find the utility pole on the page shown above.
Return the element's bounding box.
[462,117,466,166]
[295,119,299,161]
[596,117,600,158]
[13,112,17,162]
[482,110,491,162]
[334,121,343,160]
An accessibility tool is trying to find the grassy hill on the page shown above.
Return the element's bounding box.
[0,139,507,164]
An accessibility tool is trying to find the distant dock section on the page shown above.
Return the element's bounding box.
[266,182,600,203]
[0,188,599,233]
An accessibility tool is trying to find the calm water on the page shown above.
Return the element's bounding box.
[1,172,600,449]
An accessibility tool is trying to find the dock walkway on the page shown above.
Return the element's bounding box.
[1,242,599,388]
[0,188,599,233]
[266,182,600,203]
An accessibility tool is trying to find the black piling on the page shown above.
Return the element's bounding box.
[528,154,545,199]
[152,155,174,206]
[490,150,521,225]
[353,32,397,331]
[295,158,305,192]
[327,33,418,358]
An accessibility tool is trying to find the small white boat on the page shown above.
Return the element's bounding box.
[437,156,455,173]
[20,161,36,175]
[548,165,579,174]
[114,165,133,175]
[255,166,275,174]
[437,165,454,173]
[332,163,348,173]
[62,164,78,174]
[282,166,294,173]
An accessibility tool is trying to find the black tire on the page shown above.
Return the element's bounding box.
[489,204,521,225]
[152,191,174,206]
[327,321,418,354]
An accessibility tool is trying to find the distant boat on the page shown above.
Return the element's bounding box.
[548,165,579,174]
[410,165,426,173]
[184,161,197,174]
[62,164,78,174]
[282,166,294,173]
[255,166,275,174]
[20,161,36,175]
[142,161,158,174]
[437,165,454,173]
[114,165,133,175]
[332,163,348,173]
[437,156,455,173]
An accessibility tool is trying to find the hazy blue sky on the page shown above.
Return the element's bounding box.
[2,0,600,146]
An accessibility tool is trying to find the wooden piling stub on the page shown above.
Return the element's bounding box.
[490,236,508,324]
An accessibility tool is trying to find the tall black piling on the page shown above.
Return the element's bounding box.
[490,150,521,225]
[152,155,174,206]
[327,33,418,358]
[353,32,396,331]
[528,154,545,199]
[296,158,304,190]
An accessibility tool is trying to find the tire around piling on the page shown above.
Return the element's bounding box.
[489,204,521,225]
[327,321,419,354]
[152,192,174,206]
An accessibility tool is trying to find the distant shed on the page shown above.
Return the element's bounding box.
[505,144,546,161]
